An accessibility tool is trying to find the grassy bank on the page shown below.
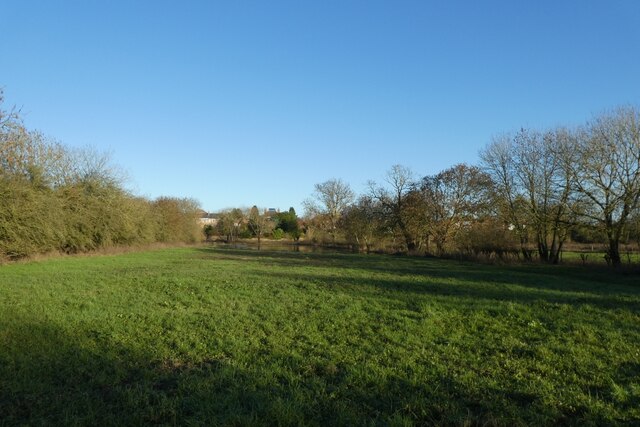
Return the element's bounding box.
[1,247,639,425]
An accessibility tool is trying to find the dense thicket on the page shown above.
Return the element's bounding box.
[0,92,201,260]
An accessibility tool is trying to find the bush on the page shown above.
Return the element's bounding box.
[0,94,202,259]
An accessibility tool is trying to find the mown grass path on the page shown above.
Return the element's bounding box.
[1,247,639,425]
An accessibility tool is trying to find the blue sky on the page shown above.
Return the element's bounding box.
[3,1,640,213]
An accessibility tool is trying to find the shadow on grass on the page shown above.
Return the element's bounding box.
[1,319,614,426]
[243,268,640,314]
[196,247,640,310]
[195,246,640,286]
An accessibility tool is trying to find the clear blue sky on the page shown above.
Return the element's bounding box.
[3,1,640,213]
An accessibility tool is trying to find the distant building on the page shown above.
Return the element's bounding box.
[198,211,219,227]
[264,208,280,218]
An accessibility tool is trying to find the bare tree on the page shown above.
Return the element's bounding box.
[515,128,577,263]
[570,107,640,266]
[0,89,21,130]
[304,178,354,243]
[0,120,69,188]
[247,205,273,247]
[368,165,424,251]
[481,128,577,263]
[480,133,531,259]
[421,164,493,256]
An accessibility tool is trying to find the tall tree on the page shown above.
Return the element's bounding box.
[247,205,273,246]
[275,207,301,240]
[304,179,354,243]
[481,133,531,259]
[570,107,640,266]
[481,128,576,263]
[421,164,493,256]
[369,165,425,251]
[216,208,245,243]
[340,195,381,252]
[525,128,577,263]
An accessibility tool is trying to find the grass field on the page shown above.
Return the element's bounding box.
[560,250,640,265]
[1,247,639,426]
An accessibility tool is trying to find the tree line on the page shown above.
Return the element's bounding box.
[3,90,639,267]
[0,91,202,260]
[303,107,640,267]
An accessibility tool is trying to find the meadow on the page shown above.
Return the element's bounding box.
[1,247,639,426]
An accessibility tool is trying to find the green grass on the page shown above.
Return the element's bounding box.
[1,247,639,426]
[560,250,640,265]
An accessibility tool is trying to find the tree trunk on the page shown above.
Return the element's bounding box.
[402,229,417,252]
[606,238,621,267]
[537,239,549,262]
[550,240,563,265]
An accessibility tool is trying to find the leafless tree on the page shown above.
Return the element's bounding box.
[304,178,354,243]
[515,128,577,263]
[481,128,577,263]
[421,164,493,256]
[247,205,273,247]
[368,164,424,251]
[0,89,21,130]
[480,133,531,258]
[570,107,640,266]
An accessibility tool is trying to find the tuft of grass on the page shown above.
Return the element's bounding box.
[1,247,639,425]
